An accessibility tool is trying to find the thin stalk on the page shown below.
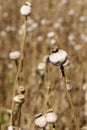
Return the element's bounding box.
[17,106,21,127]
[60,65,80,130]
[44,63,51,111]
[10,17,27,126]
[0,122,1,130]
[43,128,46,130]
[52,123,56,130]
[46,83,51,109]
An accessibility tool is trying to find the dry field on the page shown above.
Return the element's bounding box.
[0,0,87,130]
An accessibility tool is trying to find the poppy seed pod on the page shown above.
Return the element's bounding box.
[13,94,25,104]
[35,113,47,128]
[20,2,32,16]
[8,126,13,130]
[8,126,22,130]
[37,62,46,75]
[45,109,58,123]
[47,31,55,38]
[47,48,68,67]
[38,62,46,71]
[9,51,20,60]
[81,125,87,130]
[17,86,25,94]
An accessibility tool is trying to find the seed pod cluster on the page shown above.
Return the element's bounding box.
[12,86,25,126]
[35,109,58,129]
[13,86,25,105]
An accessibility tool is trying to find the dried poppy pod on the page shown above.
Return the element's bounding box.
[81,125,87,130]
[37,62,46,75]
[45,109,58,123]
[13,94,25,105]
[47,48,69,67]
[8,126,22,130]
[20,2,32,16]
[38,62,46,71]
[47,31,56,38]
[35,113,47,128]
[9,51,20,60]
[17,85,25,94]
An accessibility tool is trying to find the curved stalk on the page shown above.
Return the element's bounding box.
[10,17,27,126]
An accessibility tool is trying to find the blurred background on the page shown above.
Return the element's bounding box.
[0,0,87,130]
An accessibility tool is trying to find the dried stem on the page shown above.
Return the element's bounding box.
[44,63,51,111]
[10,17,27,126]
[0,122,1,130]
[17,106,21,130]
[60,65,80,130]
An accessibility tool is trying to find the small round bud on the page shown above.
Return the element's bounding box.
[13,94,25,104]
[47,48,68,66]
[35,113,47,128]
[20,2,32,16]
[45,109,58,123]
[17,86,25,94]
[9,51,20,60]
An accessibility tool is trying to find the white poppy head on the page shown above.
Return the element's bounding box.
[37,62,45,75]
[35,114,47,128]
[38,62,46,71]
[47,31,56,38]
[13,94,25,104]
[47,48,68,66]
[8,126,22,130]
[45,109,58,123]
[83,83,87,90]
[9,51,20,60]
[50,39,56,45]
[68,9,74,16]
[8,126,13,130]
[81,125,87,130]
[20,2,32,16]
[79,16,86,22]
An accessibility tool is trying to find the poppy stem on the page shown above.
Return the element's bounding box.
[60,65,80,130]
